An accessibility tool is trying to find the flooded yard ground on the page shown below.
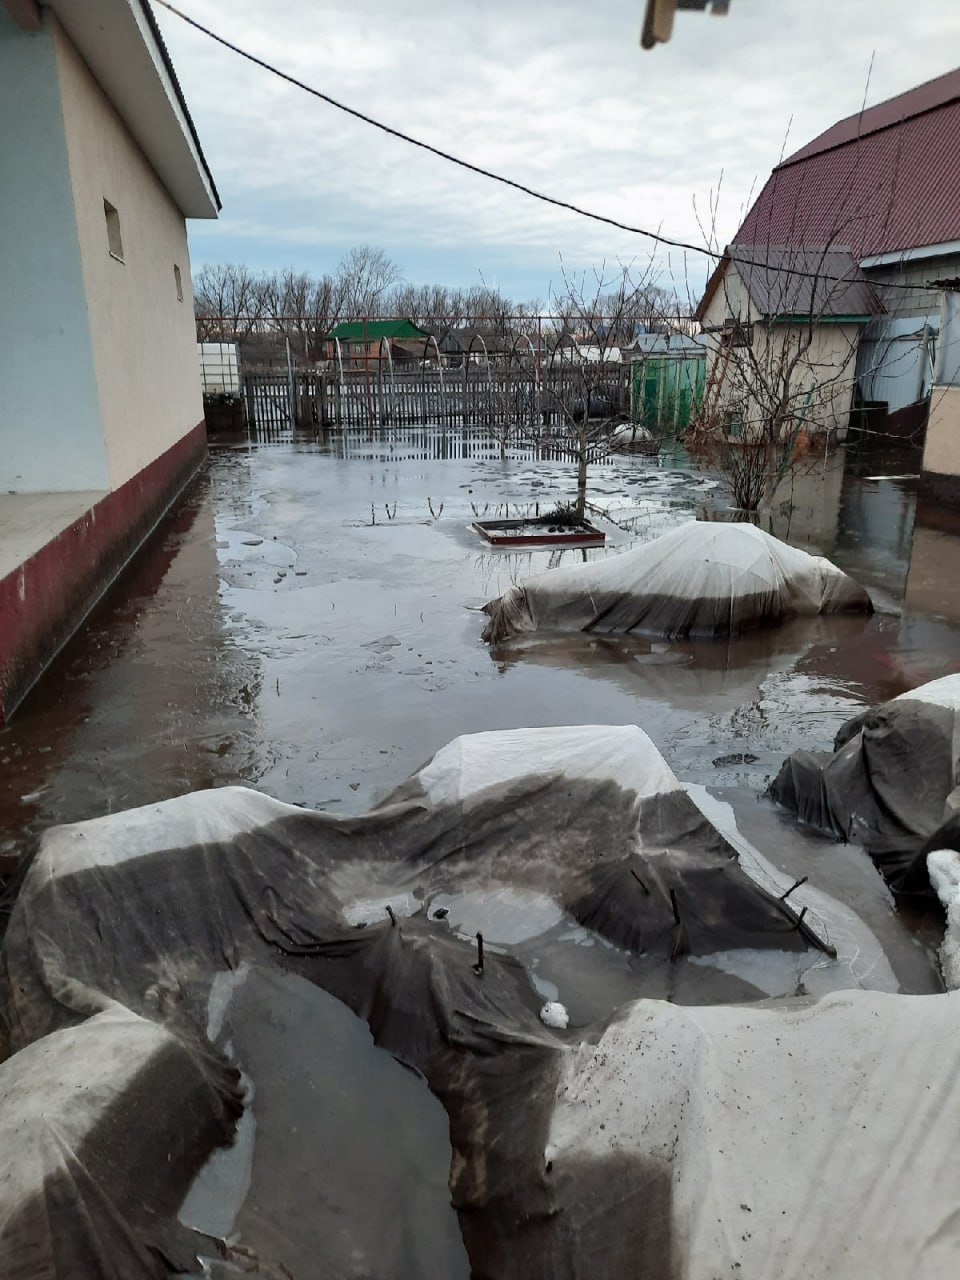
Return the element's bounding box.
[2,426,959,996]
[4,424,960,1273]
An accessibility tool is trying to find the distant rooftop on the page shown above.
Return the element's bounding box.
[325,319,430,342]
[440,326,516,351]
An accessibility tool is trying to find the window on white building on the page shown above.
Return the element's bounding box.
[174,264,183,302]
[103,199,123,262]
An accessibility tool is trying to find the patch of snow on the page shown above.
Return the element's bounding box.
[206,963,251,1044]
[529,966,560,1003]
[539,1001,569,1029]
[428,887,564,945]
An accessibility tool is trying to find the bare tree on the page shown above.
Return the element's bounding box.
[336,246,403,319]
[518,259,663,519]
[193,263,266,339]
[260,269,344,361]
[193,253,547,348]
[690,242,882,512]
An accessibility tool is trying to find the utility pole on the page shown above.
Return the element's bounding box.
[285,335,296,427]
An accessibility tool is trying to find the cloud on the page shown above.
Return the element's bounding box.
[157,0,960,300]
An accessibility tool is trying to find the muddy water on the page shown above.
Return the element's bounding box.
[3,426,959,1260]
[180,965,470,1278]
[2,431,958,980]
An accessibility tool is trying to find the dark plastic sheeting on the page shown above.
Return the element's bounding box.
[771,678,960,890]
[0,725,831,1278]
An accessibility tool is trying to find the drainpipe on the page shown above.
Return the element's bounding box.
[916,322,930,403]
[363,316,374,426]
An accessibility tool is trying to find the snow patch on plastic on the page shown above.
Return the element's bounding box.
[539,1002,569,1030]
[429,886,564,945]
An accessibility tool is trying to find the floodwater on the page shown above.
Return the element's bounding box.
[2,425,960,1262]
[180,964,471,1278]
[2,429,958,960]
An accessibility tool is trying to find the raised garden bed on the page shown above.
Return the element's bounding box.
[472,517,606,548]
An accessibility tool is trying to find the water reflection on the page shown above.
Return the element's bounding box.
[0,470,264,878]
[906,508,960,626]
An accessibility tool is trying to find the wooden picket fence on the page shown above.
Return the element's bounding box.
[242,365,629,433]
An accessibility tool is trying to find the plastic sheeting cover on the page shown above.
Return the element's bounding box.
[482,521,872,643]
[771,674,960,887]
[0,725,842,1278]
[548,988,960,1279]
[928,848,960,989]
[0,1006,241,1279]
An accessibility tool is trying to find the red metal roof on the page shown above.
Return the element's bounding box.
[735,67,960,259]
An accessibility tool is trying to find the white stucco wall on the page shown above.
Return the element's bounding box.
[699,266,860,438]
[923,386,960,479]
[53,17,204,491]
[0,12,109,493]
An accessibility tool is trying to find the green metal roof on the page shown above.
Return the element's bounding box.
[325,319,431,342]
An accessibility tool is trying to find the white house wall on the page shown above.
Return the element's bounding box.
[922,296,960,492]
[700,268,860,437]
[793,323,862,433]
[924,387,960,481]
[0,10,109,494]
[53,15,204,492]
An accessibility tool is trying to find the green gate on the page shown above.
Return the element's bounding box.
[631,354,705,432]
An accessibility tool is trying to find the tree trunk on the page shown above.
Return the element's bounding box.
[575,449,588,519]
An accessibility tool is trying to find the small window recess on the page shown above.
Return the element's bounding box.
[174,264,183,302]
[103,199,123,262]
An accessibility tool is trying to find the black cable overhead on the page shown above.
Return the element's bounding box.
[154,0,938,297]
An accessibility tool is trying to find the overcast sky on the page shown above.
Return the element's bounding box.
[155,0,960,305]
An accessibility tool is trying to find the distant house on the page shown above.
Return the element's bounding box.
[726,67,960,485]
[438,327,517,366]
[323,319,431,368]
[544,334,581,364]
[573,345,623,364]
[390,339,440,367]
[621,332,704,360]
[695,245,882,440]
[0,0,219,721]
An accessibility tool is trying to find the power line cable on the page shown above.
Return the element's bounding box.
[154,0,939,297]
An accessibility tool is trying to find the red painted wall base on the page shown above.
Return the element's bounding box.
[0,423,207,723]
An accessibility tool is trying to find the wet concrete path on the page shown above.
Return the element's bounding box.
[2,428,959,989]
